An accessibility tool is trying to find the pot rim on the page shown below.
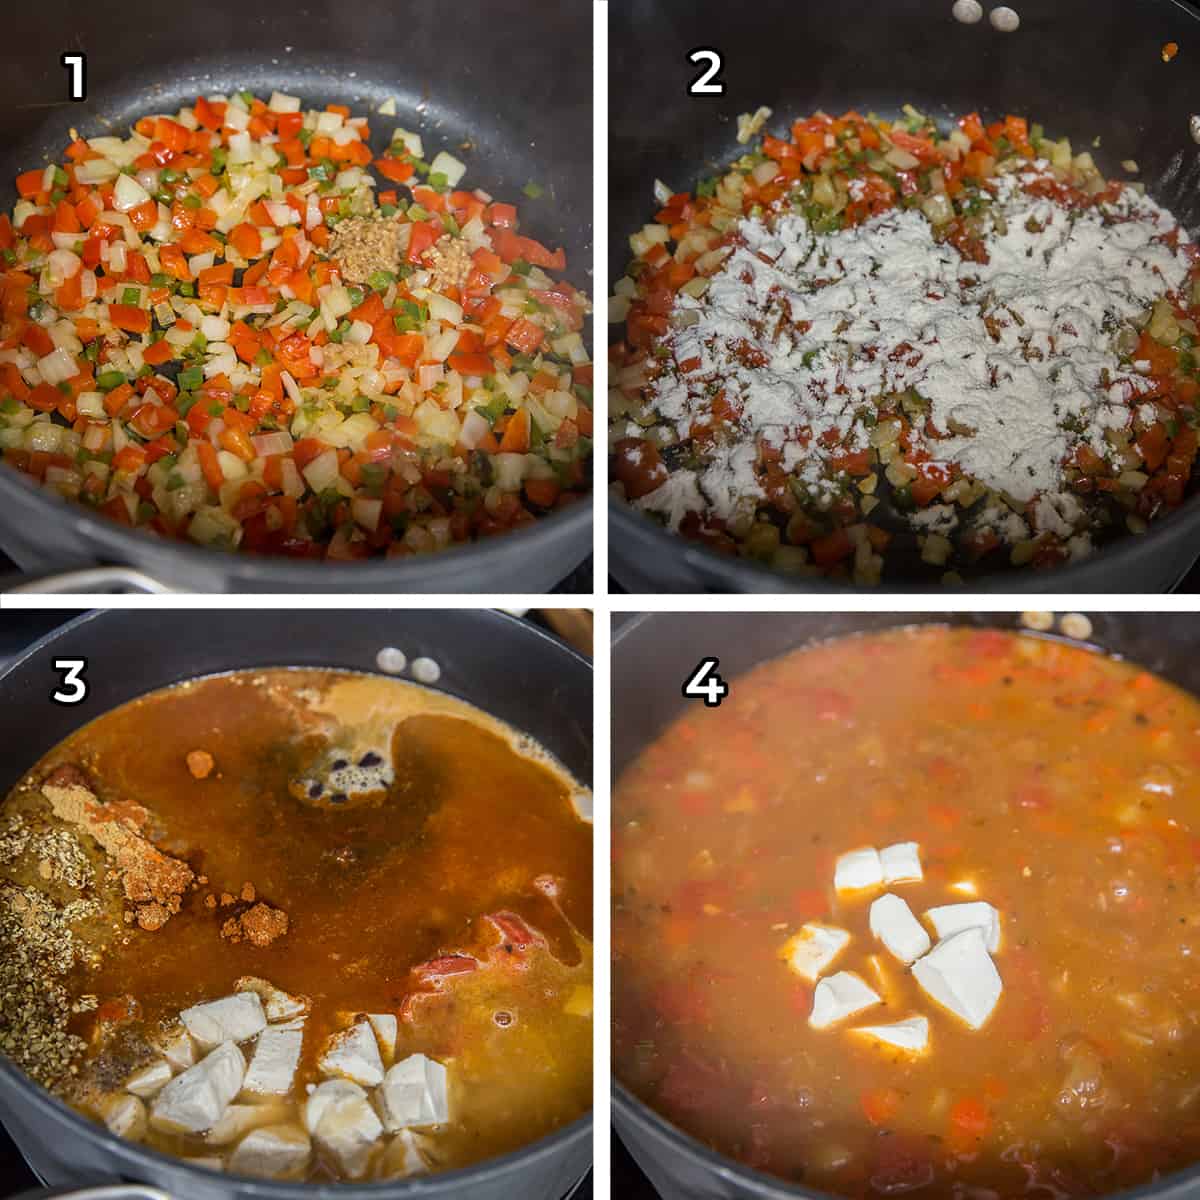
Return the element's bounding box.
[0,460,592,590]
[609,498,1200,593]
[0,608,594,1195]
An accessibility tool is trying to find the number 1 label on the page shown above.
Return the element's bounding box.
[61,53,86,102]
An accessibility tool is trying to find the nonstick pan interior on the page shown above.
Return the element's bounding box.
[0,0,594,592]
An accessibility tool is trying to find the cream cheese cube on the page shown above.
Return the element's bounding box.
[381,1128,431,1176]
[779,923,851,983]
[879,842,922,884]
[913,927,1002,1030]
[305,1078,383,1179]
[158,1025,196,1073]
[227,1123,312,1180]
[319,1020,385,1087]
[925,902,1001,953]
[809,971,882,1029]
[99,1093,147,1141]
[125,1059,172,1099]
[367,1013,398,1063]
[150,1042,246,1134]
[376,1054,450,1130]
[236,976,310,1024]
[869,894,931,964]
[834,847,884,893]
[181,993,267,1049]
[244,1026,304,1095]
[206,1101,290,1146]
[853,1016,930,1053]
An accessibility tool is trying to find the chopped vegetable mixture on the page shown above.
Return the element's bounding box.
[610,106,1200,585]
[0,92,591,560]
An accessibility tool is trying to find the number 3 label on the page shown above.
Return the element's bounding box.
[688,48,725,97]
[51,658,89,705]
[683,657,729,707]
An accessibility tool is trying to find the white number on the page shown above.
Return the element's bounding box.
[51,658,88,705]
[61,53,86,102]
[683,657,729,707]
[688,48,725,96]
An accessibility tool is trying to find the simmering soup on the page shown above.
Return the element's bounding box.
[1,669,591,1181]
[614,626,1200,1197]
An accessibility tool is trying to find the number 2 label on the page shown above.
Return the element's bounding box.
[683,657,729,707]
[687,48,725,97]
[51,658,89,705]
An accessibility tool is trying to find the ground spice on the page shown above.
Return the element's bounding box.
[41,768,193,929]
[221,902,289,948]
[329,214,402,284]
[0,884,98,1087]
[426,235,472,293]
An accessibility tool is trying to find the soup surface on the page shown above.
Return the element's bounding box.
[1,669,591,1181]
[614,626,1200,1197]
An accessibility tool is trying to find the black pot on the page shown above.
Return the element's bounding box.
[0,0,593,593]
[608,0,1200,593]
[0,609,592,1198]
[611,610,1200,1199]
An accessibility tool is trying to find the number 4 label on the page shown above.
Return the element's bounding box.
[683,657,729,707]
[51,658,89,705]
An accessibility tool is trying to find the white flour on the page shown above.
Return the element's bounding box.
[638,165,1192,539]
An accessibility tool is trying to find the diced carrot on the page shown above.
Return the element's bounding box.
[861,1088,902,1127]
[141,340,174,366]
[524,478,560,508]
[195,440,224,491]
[505,318,545,354]
[107,304,149,334]
[498,408,531,453]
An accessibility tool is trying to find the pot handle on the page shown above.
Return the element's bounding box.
[11,1189,173,1199]
[3,567,179,594]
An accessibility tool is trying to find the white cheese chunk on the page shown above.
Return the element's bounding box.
[319,1020,385,1087]
[181,993,266,1049]
[853,1016,930,1053]
[779,923,851,983]
[381,1128,431,1176]
[912,927,1002,1030]
[376,1054,450,1130]
[304,1079,364,1133]
[227,1123,312,1180]
[99,1093,147,1140]
[236,976,310,1023]
[158,1025,196,1073]
[809,971,882,1029]
[150,1042,245,1134]
[869,894,931,964]
[367,1013,398,1062]
[206,1101,289,1146]
[925,902,1001,953]
[125,1059,173,1098]
[834,847,883,892]
[879,842,923,884]
[244,1026,304,1095]
[304,1078,383,1179]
